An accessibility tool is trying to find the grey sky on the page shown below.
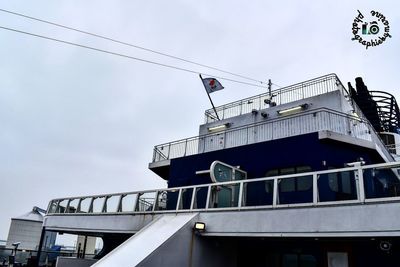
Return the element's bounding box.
[0,0,398,239]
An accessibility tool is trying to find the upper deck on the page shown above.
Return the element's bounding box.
[150,74,393,169]
[204,73,341,123]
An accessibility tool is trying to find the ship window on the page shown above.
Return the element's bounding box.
[281,167,296,175]
[328,171,353,194]
[298,177,313,191]
[281,178,296,192]
[281,253,317,267]
[265,166,312,193]
[266,169,279,177]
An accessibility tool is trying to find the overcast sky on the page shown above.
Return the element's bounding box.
[0,0,398,239]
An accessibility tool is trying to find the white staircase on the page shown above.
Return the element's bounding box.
[92,213,198,267]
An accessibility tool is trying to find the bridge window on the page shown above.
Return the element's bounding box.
[328,172,352,194]
[265,166,312,193]
[281,253,317,267]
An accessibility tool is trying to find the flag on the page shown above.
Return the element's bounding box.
[201,77,224,94]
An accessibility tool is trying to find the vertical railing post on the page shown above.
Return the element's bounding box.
[152,191,159,212]
[205,185,211,210]
[273,178,278,207]
[117,195,123,212]
[238,182,244,209]
[167,143,171,159]
[101,196,108,213]
[358,166,365,203]
[190,187,196,210]
[313,174,318,205]
[176,189,182,211]
[184,140,188,156]
[76,199,82,213]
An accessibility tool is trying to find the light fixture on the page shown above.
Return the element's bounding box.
[261,112,269,118]
[277,103,309,115]
[194,222,206,232]
[208,123,230,132]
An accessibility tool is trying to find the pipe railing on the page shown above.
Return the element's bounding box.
[47,161,400,216]
[153,108,385,162]
[204,73,342,123]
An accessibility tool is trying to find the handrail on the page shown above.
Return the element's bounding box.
[47,161,400,215]
[152,107,384,162]
[204,73,342,122]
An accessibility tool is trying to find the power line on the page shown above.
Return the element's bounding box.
[0,25,268,89]
[0,8,266,85]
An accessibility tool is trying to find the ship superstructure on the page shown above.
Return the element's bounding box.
[36,74,400,267]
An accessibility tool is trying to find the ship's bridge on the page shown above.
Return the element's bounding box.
[149,74,394,180]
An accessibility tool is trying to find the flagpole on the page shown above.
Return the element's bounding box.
[199,74,221,121]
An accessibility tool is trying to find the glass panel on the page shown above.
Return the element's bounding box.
[363,167,400,199]
[121,194,137,212]
[278,175,313,204]
[79,198,91,213]
[234,169,246,181]
[66,199,79,213]
[92,197,106,213]
[318,170,357,202]
[154,190,179,211]
[178,188,193,210]
[192,186,209,209]
[280,178,296,192]
[243,180,273,207]
[136,192,156,212]
[300,255,317,267]
[56,199,68,213]
[282,254,298,267]
[47,201,58,214]
[105,195,120,212]
[213,162,233,182]
[209,184,240,208]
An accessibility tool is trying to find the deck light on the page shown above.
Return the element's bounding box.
[194,222,206,232]
[277,103,309,115]
[208,123,230,133]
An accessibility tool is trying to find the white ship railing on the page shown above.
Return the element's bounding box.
[46,161,400,216]
[204,73,342,123]
[152,108,392,163]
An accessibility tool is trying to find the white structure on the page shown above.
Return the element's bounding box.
[6,207,44,250]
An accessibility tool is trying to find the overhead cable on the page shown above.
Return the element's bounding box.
[0,26,268,89]
[0,8,266,85]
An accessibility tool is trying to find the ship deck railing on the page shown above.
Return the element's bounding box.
[46,161,400,216]
[152,107,393,163]
[204,73,345,123]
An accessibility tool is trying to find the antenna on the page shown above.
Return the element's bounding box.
[268,79,272,97]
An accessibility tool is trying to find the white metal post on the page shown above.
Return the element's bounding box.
[358,166,366,203]
[205,186,211,210]
[176,189,182,211]
[238,182,244,209]
[273,178,278,207]
[190,187,196,210]
[313,174,318,205]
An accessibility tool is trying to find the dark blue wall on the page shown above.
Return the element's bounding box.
[168,133,383,188]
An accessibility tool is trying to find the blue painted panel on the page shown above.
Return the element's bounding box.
[168,133,384,205]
